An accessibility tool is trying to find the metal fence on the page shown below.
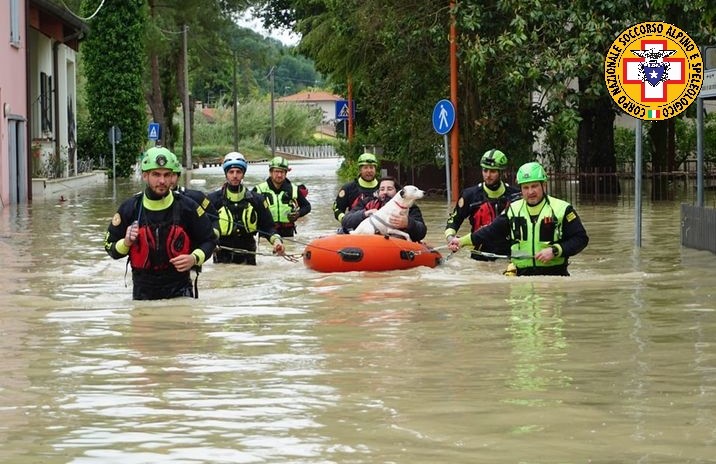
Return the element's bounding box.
[681,204,716,254]
[545,164,716,206]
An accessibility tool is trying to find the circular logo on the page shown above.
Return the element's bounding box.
[604,22,703,121]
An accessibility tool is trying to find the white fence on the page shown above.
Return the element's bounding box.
[277,145,338,159]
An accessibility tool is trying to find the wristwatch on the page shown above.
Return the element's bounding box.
[550,245,559,256]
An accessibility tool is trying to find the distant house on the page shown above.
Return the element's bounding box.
[276,90,345,137]
[0,0,86,207]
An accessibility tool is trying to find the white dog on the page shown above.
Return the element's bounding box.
[351,185,424,240]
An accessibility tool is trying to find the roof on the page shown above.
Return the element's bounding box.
[31,0,88,35]
[276,90,343,103]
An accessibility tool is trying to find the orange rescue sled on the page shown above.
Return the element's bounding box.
[303,234,443,273]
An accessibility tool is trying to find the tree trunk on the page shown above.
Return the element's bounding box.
[147,51,166,143]
[146,1,165,146]
[577,77,620,200]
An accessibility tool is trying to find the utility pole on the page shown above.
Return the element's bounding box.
[449,0,459,198]
[182,24,192,170]
[232,50,238,151]
[269,66,276,156]
[348,78,354,141]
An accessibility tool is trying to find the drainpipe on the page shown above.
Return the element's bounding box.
[25,0,32,200]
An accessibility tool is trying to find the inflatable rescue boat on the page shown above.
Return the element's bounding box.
[303,234,443,273]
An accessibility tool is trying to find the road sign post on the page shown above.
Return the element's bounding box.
[108,125,121,199]
[432,99,456,206]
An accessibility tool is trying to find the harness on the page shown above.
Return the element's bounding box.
[129,194,191,271]
[470,183,511,231]
[256,181,299,229]
[125,192,201,298]
[218,185,259,236]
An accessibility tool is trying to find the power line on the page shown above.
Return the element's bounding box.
[60,0,106,21]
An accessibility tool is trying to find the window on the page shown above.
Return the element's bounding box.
[40,72,53,133]
[10,0,20,46]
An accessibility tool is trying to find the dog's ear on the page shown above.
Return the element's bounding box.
[399,188,405,197]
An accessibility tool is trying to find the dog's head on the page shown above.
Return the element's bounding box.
[397,185,424,202]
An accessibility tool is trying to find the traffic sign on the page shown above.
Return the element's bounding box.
[432,99,455,135]
[335,100,355,120]
[148,122,161,141]
[108,125,122,144]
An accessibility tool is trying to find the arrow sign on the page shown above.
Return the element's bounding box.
[432,99,455,135]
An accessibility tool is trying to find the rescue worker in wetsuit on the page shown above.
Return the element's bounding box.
[208,152,284,265]
[445,148,521,260]
[448,161,589,276]
[252,156,311,238]
[104,147,216,300]
[341,176,427,242]
[333,152,380,232]
[168,153,220,238]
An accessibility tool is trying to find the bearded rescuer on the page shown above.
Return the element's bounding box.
[333,152,380,231]
[341,176,427,242]
[448,161,588,276]
[253,156,311,238]
[208,152,284,265]
[104,147,216,300]
[445,149,521,260]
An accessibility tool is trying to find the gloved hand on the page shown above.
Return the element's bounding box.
[273,240,285,255]
[287,211,300,222]
[124,221,139,247]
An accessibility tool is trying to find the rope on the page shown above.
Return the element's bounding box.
[216,245,301,262]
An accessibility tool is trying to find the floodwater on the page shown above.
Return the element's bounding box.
[1,158,716,463]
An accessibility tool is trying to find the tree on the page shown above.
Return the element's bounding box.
[82,0,147,177]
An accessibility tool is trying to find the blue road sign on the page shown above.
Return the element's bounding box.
[335,100,355,120]
[432,99,455,135]
[148,122,161,141]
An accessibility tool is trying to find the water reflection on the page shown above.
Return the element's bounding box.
[1,159,716,463]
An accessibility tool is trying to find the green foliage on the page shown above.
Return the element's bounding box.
[614,126,639,164]
[191,99,322,150]
[81,0,147,177]
[540,110,579,172]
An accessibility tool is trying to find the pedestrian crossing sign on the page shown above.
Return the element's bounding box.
[148,122,160,141]
[335,100,354,120]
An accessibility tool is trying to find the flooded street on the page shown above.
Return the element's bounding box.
[1,158,716,463]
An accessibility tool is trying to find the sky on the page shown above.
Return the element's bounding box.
[237,12,300,46]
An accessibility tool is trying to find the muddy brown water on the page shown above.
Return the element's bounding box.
[1,158,715,463]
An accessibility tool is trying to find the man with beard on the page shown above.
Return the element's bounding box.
[333,152,380,232]
[208,152,284,265]
[104,147,216,300]
[341,176,427,242]
[448,161,589,276]
[253,156,311,238]
[444,148,521,260]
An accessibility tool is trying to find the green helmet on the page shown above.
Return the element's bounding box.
[168,154,182,174]
[480,149,508,170]
[269,156,290,171]
[357,152,378,167]
[516,161,548,184]
[141,147,176,172]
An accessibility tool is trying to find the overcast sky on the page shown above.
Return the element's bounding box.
[237,12,300,46]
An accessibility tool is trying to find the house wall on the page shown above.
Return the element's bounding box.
[0,1,28,208]
[28,26,78,179]
[56,45,77,176]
